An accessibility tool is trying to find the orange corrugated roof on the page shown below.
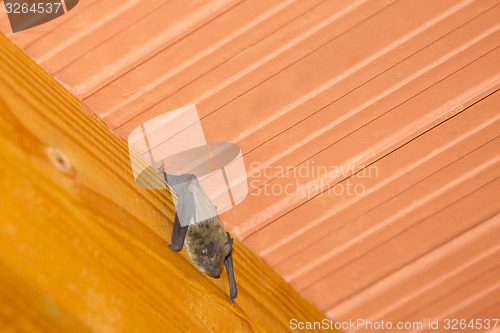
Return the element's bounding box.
[2,0,499,330]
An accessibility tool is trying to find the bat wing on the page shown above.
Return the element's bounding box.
[168,213,187,251]
[225,232,237,305]
[157,168,197,251]
[157,168,195,196]
[168,186,195,251]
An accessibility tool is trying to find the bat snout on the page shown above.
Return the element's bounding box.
[205,266,222,278]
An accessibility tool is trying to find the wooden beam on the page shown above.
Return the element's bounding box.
[0,33,329,332]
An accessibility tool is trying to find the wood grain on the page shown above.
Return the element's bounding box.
[0,33,328,332]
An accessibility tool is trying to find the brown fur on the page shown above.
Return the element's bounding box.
[185,216,228,277]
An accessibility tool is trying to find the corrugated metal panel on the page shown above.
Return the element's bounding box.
[2,0,499,330]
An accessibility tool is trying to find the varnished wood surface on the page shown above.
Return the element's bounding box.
[0,33,328,332]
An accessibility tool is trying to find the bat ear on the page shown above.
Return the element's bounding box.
[225,232,233,256]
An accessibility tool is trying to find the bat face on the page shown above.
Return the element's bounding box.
[185,217,229,277]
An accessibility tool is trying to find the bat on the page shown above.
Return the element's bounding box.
[157,167,238,305]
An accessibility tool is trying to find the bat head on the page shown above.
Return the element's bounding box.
[186,217,229,277]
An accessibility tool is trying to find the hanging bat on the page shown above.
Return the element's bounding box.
[157,167,237,305]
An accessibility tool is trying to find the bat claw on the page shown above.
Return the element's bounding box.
[168,243,182,252]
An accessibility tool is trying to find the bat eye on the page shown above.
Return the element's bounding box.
[201,240,216,258]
